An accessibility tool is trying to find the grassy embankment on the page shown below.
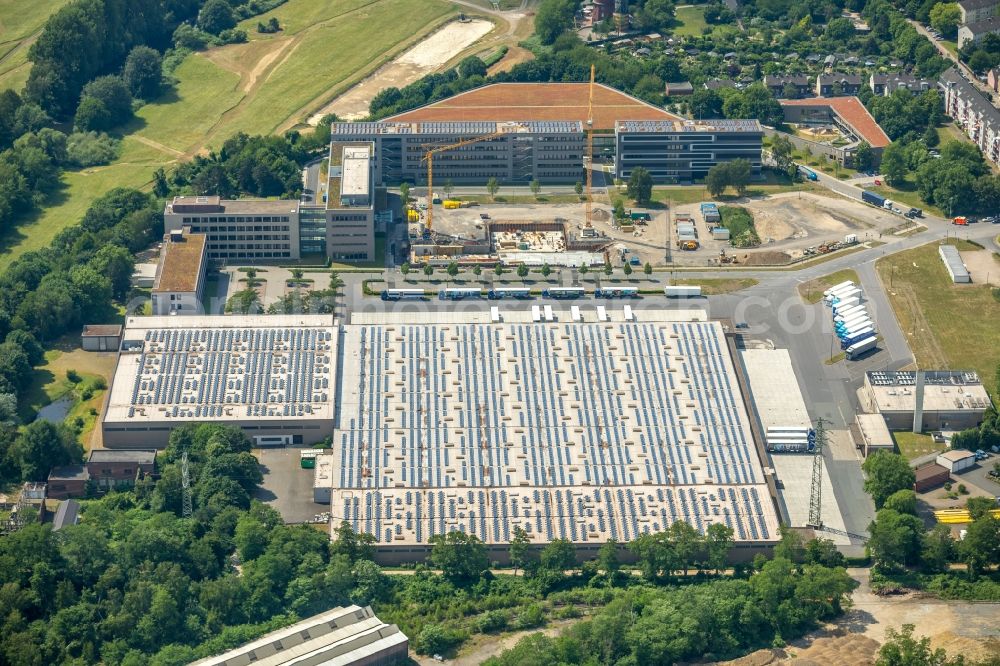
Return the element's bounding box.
[0,0,74,91]
[0,0,456,273]
[876,238,1000,397]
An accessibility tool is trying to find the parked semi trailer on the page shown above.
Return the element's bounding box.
[861,191,886,207]
[845,336,878,360]
[664,285,702,297]
[842,328,876,348]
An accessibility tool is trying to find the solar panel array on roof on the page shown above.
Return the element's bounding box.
[329,319,778,545]
[616,119,762,133]
[123,326,335,420]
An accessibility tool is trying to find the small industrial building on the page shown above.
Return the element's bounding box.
[936,449,977,473]
[151,229,208,315]
[46,465,89,500]
[939,243,971,283]
[854,413,894,457]
[131,263,157,288]
[615,119,764,183]
[739,348,811,451]
[189,605,408,666]
[87,449,157,490]
[864,370,993,430]
[101,315,337,449]
[914,463,951,492]
[81,324,122,352]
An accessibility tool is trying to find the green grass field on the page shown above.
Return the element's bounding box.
[672,6,708,37]
[798,268,860,304]
[129,54,243,153]
[0,137,161,274]
[876,239,1000,397]
[892,431,943,461]
[0,0,74,91]
[219,0,454,138]
[651,180,818,206]
[0,0,455,272]
[871,183,947,218]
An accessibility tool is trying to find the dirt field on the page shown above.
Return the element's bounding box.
[959,248,1000,286]
[718,568,1000,665]
[308,19,495,122]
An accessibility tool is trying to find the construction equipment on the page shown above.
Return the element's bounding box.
[585,63,595,232]
[421,130,505,235]
[719,249,735,264]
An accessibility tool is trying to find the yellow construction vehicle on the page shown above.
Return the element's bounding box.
[421,129,505,236]
[442,200,462,209]
[407,208,420,223]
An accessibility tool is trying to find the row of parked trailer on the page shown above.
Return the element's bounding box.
[765,426,816,453]
[380,285,703,301]
[823,281,878,360]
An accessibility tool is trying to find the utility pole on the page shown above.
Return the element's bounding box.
[807,418,827,529]
[181,451,193,518]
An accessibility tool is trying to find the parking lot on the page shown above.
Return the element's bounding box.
[253,448,328,524]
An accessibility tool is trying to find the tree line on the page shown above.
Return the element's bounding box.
[0,187,162,486]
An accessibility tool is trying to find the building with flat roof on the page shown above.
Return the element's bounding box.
[940,67,1000,165]
[321,308,780,563]
[939,244,971,283]
[151,229,207,315]
[81,324,122,352]
[101,315,337,449]
[190,605,407,666]
[86,449,156,490]
[864,370,992,430]
[329,120,585,186]
[937,449,976,473]
[914,463,950,492]
[164,196,301,262]
[615,119,763,183]
[47,465,89,500]
[322,141,377,262]
[854,413,894,457]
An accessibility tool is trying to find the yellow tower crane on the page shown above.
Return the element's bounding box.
[421,129,506,235]
[585,63,595,232]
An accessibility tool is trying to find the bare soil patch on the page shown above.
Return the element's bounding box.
[488,44,533,74]
[309,19,494,122]
[959,248,1000,286]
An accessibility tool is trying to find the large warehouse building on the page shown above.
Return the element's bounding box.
[318,308,780,562]
[101,315,337,448]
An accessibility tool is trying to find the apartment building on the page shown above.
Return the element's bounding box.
[939,67,1000,164]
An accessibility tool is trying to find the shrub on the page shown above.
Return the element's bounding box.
[513,603,546,630]
[415,623,466,655]
[80,388,93,401]
[66,369,81,383]
[92,376,108,390]
[475,610,509,633]
[66,132,121,167]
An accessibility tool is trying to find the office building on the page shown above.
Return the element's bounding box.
[163,196,301,262]
[101,315,337,449]
[614,119,764,183]
[151,229,208,315]
[324,141,376,261]
[329,120,585,186]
